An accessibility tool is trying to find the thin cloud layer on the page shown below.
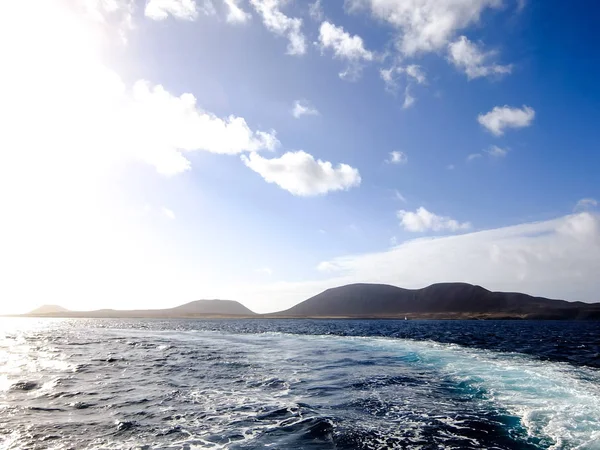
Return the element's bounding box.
[241,151,361,196]
[575,198,598,211]
[297,213,600,306]
[478,105,536,136]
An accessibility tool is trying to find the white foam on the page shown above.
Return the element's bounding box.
[364,337,600,449]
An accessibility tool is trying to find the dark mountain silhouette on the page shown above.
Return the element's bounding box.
[21,283,600,319]
[25,300,256,318]
[273,283,600,320]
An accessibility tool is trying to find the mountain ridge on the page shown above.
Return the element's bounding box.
[21,283,600,320]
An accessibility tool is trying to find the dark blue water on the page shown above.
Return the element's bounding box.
[1,318,599,449]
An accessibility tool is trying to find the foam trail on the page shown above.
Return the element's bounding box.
[367,337,600,449]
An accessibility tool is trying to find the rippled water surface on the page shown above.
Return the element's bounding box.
[1,318,599,449]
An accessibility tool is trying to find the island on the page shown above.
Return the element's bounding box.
[21,282,600,320]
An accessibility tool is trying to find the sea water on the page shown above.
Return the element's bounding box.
[1,318,599,449]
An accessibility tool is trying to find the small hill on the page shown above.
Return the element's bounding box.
[24,300,256,318]
[28,305,70,315]
[165,300,256,316]
[274,283,600,319]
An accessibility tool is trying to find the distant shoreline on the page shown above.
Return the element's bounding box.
[9,313,600,321]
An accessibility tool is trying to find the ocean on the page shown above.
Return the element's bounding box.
[1,318,599,449]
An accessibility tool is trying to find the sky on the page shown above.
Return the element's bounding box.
[0,0,599,314]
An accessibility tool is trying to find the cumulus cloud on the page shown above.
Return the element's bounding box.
[250,0,306,55]
[319,21,373,61]
[145,0,212,21]
[319,21,374,80]
[478,105,535,136]
[448,36,512,79]
[128,80,279,175]
[223,0,251,23]
[241,151,361,196]
[387,151,408,165]
[575,198,598,211]
[357,0,503,55]
[292,100,319,118]
[398,207,472,232]
[467,153,483,162]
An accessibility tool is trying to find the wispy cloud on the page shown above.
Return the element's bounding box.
[223,0,251,23]
[161,207,176,220]
[575,198,598,211]
[448,36,512,79]
[250,0,306,55]
[292,100,319,118]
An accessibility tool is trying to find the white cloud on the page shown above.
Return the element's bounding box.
[398,207,472,232]
[485,145,508,158]
[161,206,176,220]
[448,36,512,79]
[241,151,361,196]
[575,198,598,211]
[319,21,374,61]
[387,151,408,165]
[478,105,536,136]
[309,0,324,21]
[223,0,251,23]
[127,80,279,175]
[297,212,600,305]
[447,164,456,170]
[467,153,483,162]
[145,0,209,21]
[358,0,503,55]
[292,100,319,118]
[250,0,306,55]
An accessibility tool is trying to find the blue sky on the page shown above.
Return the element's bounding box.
[0,0,599,313]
